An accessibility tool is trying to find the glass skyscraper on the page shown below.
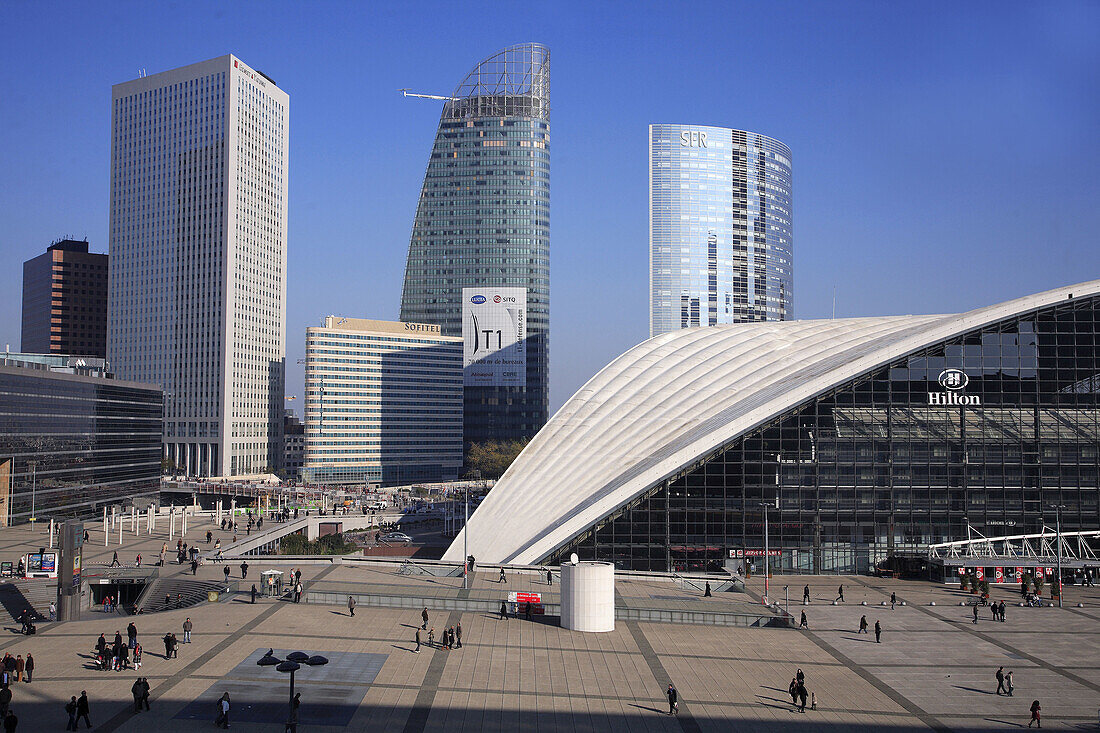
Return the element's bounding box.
[649,125,793,337]
[400,43,550,446]
[109,55,289,477]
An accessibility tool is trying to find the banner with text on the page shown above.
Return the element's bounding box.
[462,287,527,387]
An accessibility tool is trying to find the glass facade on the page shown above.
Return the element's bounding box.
[554,295,1100,573]
[650,125,792,336]
[302,318,464,486]
[399,43,550,445]
[0,363,162,525]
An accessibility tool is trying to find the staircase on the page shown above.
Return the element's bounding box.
[0,580,57,624]
[135,577,230,614]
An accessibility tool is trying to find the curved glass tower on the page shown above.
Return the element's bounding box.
[400,43,550,446]
[649,124,792,337]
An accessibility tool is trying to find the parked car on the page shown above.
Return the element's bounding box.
[381,532,413,544]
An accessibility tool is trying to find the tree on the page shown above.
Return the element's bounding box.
[464,439,529,480]
[161,457,177,475]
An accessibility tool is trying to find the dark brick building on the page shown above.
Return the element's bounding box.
[21,239,108,357]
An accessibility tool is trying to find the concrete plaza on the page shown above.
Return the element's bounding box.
[0,519,1097,731]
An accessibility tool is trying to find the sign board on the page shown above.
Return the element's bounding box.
[994,567,1004,583]
[508,591,544,614]
[1015,567,1023,582]
[975,568,984,581]
[730,549,782,558]
[462,287,527,387]
[24,552,58,578]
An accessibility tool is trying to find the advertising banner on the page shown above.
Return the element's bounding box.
[994,567,1004,583]
[462,287,527,387]
[975,568,985,581]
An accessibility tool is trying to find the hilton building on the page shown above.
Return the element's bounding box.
[302,318,463,486]
[446,280,1100,573]
[21,239,108,358]
[108,55,289,477]
[650,124,793,336]
[400,43,550,446]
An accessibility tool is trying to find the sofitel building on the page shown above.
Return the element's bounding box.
[649,124,793,336]
[447,281,1100,573]
[108,55,289,477]
[399,43,550,446]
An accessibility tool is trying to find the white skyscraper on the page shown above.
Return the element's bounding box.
[109,55,288,477]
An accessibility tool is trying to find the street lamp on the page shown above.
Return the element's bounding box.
[257,649,328,721]
[1050,504,1066,608]
[464,470,481,590]
[759,496,777,604]
[28,460,37,525]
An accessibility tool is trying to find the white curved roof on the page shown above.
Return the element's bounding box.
[444,280,1100,565]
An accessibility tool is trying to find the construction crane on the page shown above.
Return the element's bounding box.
[399,88,459,102]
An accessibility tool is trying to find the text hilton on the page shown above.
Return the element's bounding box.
[927,392,980,406]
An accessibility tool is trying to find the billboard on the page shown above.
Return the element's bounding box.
[462,287,527,387]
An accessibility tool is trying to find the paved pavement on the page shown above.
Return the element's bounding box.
[0,521,1097,731]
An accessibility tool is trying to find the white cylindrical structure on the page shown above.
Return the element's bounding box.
[559,561,615,632]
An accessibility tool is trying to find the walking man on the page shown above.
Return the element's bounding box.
[132,679,144,712]
[22,656,31,684]
[414,628,421,653]
[874,619,882,643]
[1005,670,1014,696]
[140,678,150,710]
[183,618,192,643]
[110,551,120,567]
[890,592,897,610]
[499,567,507,583]
[858,615,868,634]
[348,596,356,617]
[65,697,78,731]
[422,607,429,630]
[456,622,462,649]
[240,561,249,579]
[215,691,231,729]
[835,584,845,603]
[803,585,810,604]
[500,600,509,620]
[223,566,231,582]
[799,610,808,629]
[666,683,678,715]
[973,604,979,624]
[996,666,1007,695]
[251,584,258,604]
[1028,699,1041,728]
[77,691,91,729]
[1000,600,1007,622]
[547,568,553,585]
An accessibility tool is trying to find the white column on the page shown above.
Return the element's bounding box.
[103,507,108,547]
[131,506,137,536]
[118,518,123,545]
[169,511,175,541]
[182,510,187,536]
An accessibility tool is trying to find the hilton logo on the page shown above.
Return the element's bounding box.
[928,368,980,405]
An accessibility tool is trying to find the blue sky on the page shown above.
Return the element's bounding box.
[1,1,1098,414]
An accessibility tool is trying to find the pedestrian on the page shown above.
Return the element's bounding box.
[859,615,868,634]
[183,618,193,643]
[1028,699,1041,728]
[500,600,509,620]
[176,593,182,607]
[133,643,142,670]
[140,677,150,710]
[1000,600,1007,622]
[4,707,17,732]
[110,551,120,567]
[191,559,198,575]
[164,593,171,608]
[414,628,421,653]
[874,619,882,643]
[422,607,429,630]
[0,687,9,718]
[295,569,302,585]
[890,592,896,609]
[132,679,144,712]
[991,603,998,622]
[21,656,31,684]
[348,596,356,617]
[1005,670,1014,696]
[136,553,142,567]
[788,677,798,704]
[996,666,1007,695]
[251,585,258,604]
[703,581,712,597]
[215,691,231,729]
[128,622,138,648]
[170,633,178,657]
[499,567,507,583]
[163,633,173,659]
[547,568,553,585]
[295,582,303,603]
[973,604,979,624]
[810,691,817,710]
[666,683,678,715]
[428,628,435,648]
[285,691,300,733]
[799,610,808,629]
[796,668,804,685]
[835,584,845,603]
[77,691,91,728]
[49,602,55,621]
[65,696,78,731]
[240,561,248,579]
[796,681,808,713]
[223,566,230,581]
[803,585,810,604]
[456,622,462,649]
[14,657,22,683]
[524,601,532,620]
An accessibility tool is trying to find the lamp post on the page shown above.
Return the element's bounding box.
[27,460,38,526]
[257,649,328,722]
[464,470,480,590]
[759,496,777,604]
[1051,504,1066,608]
